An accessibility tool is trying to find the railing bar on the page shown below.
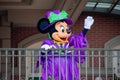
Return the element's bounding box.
[19,50,21,80]
[78,50,80,80]
[105,50,108,80]
[25,50,28,80]
[59,50,61,80]
[0,51,2,79]
[0,54,118,57]
[33,51,35,80]
[52,50,54,80]
[116,50,120,80]
[92,50,94,80]
[112,51,114,80]
[12,50,14,80]
[118,51,120,74]
[98,50,101,78]
[0,51,1,72]
[1,48,120,51]
[66,50,68,80]
[5,50,8,80]
[32,50,34,80]
[45,50,48,80]
[39,50,41,80]
[1,48,120,80]
[118,51,120,79]
[86,50,88,80]
[72,50,74,80]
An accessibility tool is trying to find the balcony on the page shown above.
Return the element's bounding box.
[0,48,120,80]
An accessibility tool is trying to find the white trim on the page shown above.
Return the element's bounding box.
[66,43,69,48]
[104,35,120,68]
[104,35,120,48]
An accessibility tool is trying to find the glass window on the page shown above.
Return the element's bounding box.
[114,5,120,10]
[96,3,112,8]
[84,0,120,15]
[85,2,96,7]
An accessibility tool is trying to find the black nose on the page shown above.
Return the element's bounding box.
[66,29,71,34]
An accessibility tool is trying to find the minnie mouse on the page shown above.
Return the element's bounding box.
[35,10,94,80]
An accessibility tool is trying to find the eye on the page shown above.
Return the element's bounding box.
[60,26,64,32]
[66,26,71,34]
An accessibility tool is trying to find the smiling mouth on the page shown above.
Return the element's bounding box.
[60,38,67,41]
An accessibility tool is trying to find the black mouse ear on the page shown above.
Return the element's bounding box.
[37,18,50,33]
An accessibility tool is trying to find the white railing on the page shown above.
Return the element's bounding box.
[0,48,120,80]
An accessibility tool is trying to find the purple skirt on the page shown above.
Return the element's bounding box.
[41,55,80,80]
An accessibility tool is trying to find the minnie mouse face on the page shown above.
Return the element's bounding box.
[37,18,72,43]
[52,21,71,43]
[37,10,73,43]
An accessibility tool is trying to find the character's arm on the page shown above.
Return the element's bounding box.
[82,28,88,36]
[37,44,52,66]
[40,44,52,61]
[69,16,94,45]
[35,42,52,72]
[82,16,94,36]
[68,16,94,63]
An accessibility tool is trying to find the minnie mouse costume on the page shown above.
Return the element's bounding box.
[35,10,94,80]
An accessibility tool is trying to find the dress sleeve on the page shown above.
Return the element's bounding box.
[35,39,53,72]
[68,32,88,63]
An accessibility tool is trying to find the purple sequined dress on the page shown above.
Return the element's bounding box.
[35,32,87,80]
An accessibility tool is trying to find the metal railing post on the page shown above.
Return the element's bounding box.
[65,49,68,80]
[32,50,35,80]
[59,49,61,80]
[12,50,14,80]
[5,50,8,80]
[85,50,88,80]
[98,50,101,78]
[112,51,114,80]
[45,50,48,80]
[25,50,28,80]
[52,50,54,80]
[0,48,120,80]
[19,50,21,80]
[92,50,94,80]
[105,50,108,80]
[72,50,74,80]
[39,50,42,80]
[78,50,81,80]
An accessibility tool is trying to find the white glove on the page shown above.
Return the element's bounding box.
[41,44,52,50]
[84,16,94,29]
